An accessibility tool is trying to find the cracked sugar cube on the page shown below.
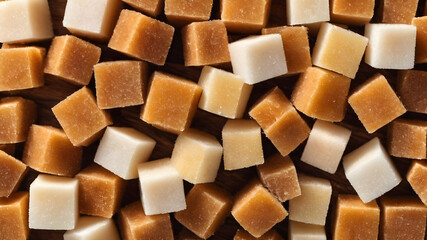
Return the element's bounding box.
[380,0,418,24]
[0,150,27,197]
[407,161,427,206]
[121,0,163,16]
[64,216,120,240]
[63,0,123,41]
[289,221,326,240]
[413,17,427,63]
[228,34,287,84]
[286,0,329,25]
[301,120,351,174]
[234,229,283,240]
[330,0,374,25]
[29,174,79,230]
[397,70,427,114]
[364,24,416,69]
[165,0,213,26]
[343,137,401,203]
[0,192,29,240]
[312,23,368,78]
[387,119,427,159]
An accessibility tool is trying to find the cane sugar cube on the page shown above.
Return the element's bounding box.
[0,192,29,240]
[1,44,46,57]
[380,196,427,240]
[262,26,311,75]
[407,161,427,205]
[121,0,162,16]
[388,119,427,159]
[380,0,418,24]
[119,201,174,240]
[330,0,374,25]
[222,120,264,170]
[52,87,112,147]
[198,66,252,119]
[64,216,120,240]
[94,127,156,180]
[175,184,233,239]
[95,61,148,109]
[220,0,271,33]
[44,35,101,85]
[0,144,15,156]
[289,221,326,240]
[228,34,288,84]
[289,175,332,226]
[23,125,83,177]
[182,20,230,66]
[63,0,123,41]
[231,179,288,238]
[343,138,402,203]
[234,229,283,240]
[138,158,186,215]
[413,17,427,63]
[108,10,174,65]
[165,0,213,26]
[0,97,37,144]
[333,195,380,240]
[301,120,351,174]
[171,129,222,184]
[291,67,351,122]
[397,70,427,114]
[29,174,78,230]
[0,151,26,197]
[286,0,329,25]
[348,74,406,133]
[0,0,53,43]
[312,23,368,78]
[364,24,416,69]
[141,71,202,134]
[76,165,125,218]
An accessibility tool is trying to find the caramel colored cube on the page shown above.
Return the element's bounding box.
[397,70,427,114]
[234,229,283,240]
[380,196,427,240]
[141,71,202,134]
[0,47,44,91]
[348,74,406,133]
[109,9,174,65]
[412,17,427,63]
[0,151,26,197]
[330,0,374,25]
[291,67,351,122]
[122,0,163,16]
[175,184,233,239]
[380,0,418,24]
[1,43,46,57]
[262,26,311,75]
[119,201,174,240]
[182,20,230,66]
[76,165,125,218]
[52,87,112,147]
[0,144,15,156]
[165,0,213,26]
[257,154,301,202]
[0,97,37,144]
[388,119,427,159]
[94,61,148,109]
[220,0,271,33]
[232,179,288,238]
[407,161,427,205]
[333,195,380,240]
[0,192,29,240]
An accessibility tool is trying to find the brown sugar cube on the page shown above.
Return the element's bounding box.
[380,0,418,24]
[220,0,271,33]
[348,74,406,133]
[291,67,351,122]
[109,9,174,66]
[44,35,101,86]
[119,201,174,240]
[1,43,46,56]
[22,125,82,177]
[52,87,112,147]
[380,196,427,240]
[0,192,29,240]
[122,0,163,17]
[231,179,288,238]
[0,144,15,156]
[175,184,233,239]
[261,26,311,75]
[0,151,27,197]
[333,194,380,240]
[407,161,427,206]
[234,229,283,240]
[165,0,213,26]
[330,0,374,25]
[397,70,427,114]
[388,119,427,159]
[0,97,37,144]
[412,17,427,63]
[249,87,310,156]
[257,154,301,202]
[94,61,148,109]
[182,20,230,66]
[0,47,44,91]
[76,165,125,218]
[141,71,202,134]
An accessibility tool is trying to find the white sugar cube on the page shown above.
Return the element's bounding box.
[289,220,327,240]
[64,217,120,240]
[286,0,330,25]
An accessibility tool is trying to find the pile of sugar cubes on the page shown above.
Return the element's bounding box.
[0,0,427,239]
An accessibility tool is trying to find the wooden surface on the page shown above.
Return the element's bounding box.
[1,0,427,239]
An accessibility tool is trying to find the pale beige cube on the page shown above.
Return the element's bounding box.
[286,0,329,25]
[64,217,120,240]
[289,221,326,240]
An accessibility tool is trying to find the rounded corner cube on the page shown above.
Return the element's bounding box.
[64,216,120,240]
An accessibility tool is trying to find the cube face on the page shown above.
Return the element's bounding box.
[413,17,427,63]
[0,151,26,197]
[348,74,406,133]
[380,0,418,24]
[289,221,326,240]
[364,24,416,69]
[343,138,402,203]
[330,0,374,25]
[229,34,288,84]
[397,70,427,114]
[182,20,230,66]
[286,0,329,25]
[122,0,163,16]
[141,72,202,134]
[387,119,427,159]
[0,192,29,240]
[221,0,271,33]
[312,23,368,78]
[407,161,427,206]
[108,10,174,65]
[165,0,213,25]
[64,217,120,240]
